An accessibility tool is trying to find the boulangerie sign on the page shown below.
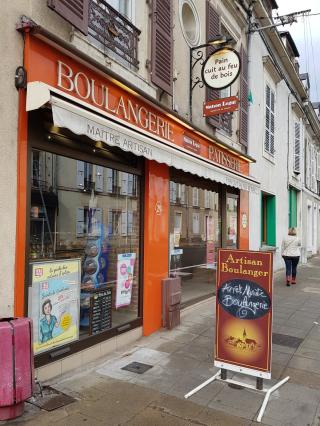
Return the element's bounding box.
[215,249,273,379]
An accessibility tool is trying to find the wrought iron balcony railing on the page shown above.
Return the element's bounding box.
[88,0,141,69]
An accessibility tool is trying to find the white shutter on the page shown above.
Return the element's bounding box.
[76,207,84,236]
[121,172,128,195]
[192,188,199,206]
[317,152,320,180]
[306,141,310,188]
[265,85,275,155]
[108,209,113,235]
[265,85,270,153]
[121,210,127,235]
[107,168,113,193]
[77,161,84,189]
[205,190,210,208]
[95,166,104,192]
[293,122,301,173]
[170,182,177,203]
[128,174,134,196]
[181,184,186,204]
[311,146,316,192]
[128,211,133,234]
[192,212,200,234]
[270,90,275,155]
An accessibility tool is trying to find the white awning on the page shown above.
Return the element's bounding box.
[50,95,259,192]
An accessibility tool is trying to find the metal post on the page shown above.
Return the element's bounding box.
[256,377,263,390]
[221,369,227,380]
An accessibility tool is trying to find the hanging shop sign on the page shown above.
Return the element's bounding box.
[215,249,273,379]
[203,96,239,117]
[31,259,81,354]
[116,253,136,308]
[201,47,241,90]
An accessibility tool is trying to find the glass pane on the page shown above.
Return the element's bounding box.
[169,182,221,305]
[29,149,140,354]
[226,195,238,248]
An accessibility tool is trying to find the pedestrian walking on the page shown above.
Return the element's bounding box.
[281,227,301,286]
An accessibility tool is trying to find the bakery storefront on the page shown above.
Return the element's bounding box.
[15,32,258,374]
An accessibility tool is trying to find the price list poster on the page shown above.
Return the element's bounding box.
[215,249,273,378]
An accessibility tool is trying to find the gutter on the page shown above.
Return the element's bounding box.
[16,16,256,164]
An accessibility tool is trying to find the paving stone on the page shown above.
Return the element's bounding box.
[210,385,263,418]
[288,355,320,375]
[280,367,320,390]
[260,398,318,426]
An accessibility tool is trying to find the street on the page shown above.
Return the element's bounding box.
[6,256,320,426]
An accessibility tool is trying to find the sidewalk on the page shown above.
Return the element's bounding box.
[6,256,320,425]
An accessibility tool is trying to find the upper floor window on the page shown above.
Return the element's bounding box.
[179,0,200,47]
[107,0,134,22]
[265,84,275,155]
[293,122,301,174]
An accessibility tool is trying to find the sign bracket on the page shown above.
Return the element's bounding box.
[184,369,290,423]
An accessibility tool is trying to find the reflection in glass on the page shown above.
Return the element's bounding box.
[169,181,221,305]
[29,150,140,349]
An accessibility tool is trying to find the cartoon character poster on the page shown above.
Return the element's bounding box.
[31,259,81,354]
[215,249,273,379]
[115,253,136,308]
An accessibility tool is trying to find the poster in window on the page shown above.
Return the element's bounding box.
[116,253,136,308]
[215,249,273,379]
[31,259,81,354]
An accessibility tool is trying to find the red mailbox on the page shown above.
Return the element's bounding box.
[0,318,34,420]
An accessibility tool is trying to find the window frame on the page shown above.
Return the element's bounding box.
[27,110,144,368]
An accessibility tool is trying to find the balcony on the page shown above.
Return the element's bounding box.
[88,0,140,69]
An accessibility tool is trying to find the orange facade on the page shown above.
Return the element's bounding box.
[15,32,251,336]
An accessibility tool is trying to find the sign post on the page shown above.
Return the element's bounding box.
[185,249,290,423]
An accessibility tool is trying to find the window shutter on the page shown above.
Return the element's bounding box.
[128,174,134,196]
[107,168,113,193]
[205,190,210,208]
[311,146,316,192]
[317,152,320,181]
[76,161,84,189]
[48,0,89,35]
[270,91,275,154]
[121,172,128,195]
[76,207,84,236]
[293,122,301,173]
[206,1,221,128]
[128,211,133,234]
[121,210,127,236]
[151,0,173,95]
[192,188,199,206]
[108,209,113,235]
[192,212,200,234]
[240,46,248,148]
[95,166,104,192]
[181,184,186,204]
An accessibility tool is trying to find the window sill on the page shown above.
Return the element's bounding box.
[259,245,277,252]
[262,151,275,165]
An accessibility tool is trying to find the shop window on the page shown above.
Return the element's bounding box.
[28,149,141,357]
[169,180,221,306]
[261,193,276,246]
[288,187,298,228]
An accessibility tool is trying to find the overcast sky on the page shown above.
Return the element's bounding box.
[275,0,320,102]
